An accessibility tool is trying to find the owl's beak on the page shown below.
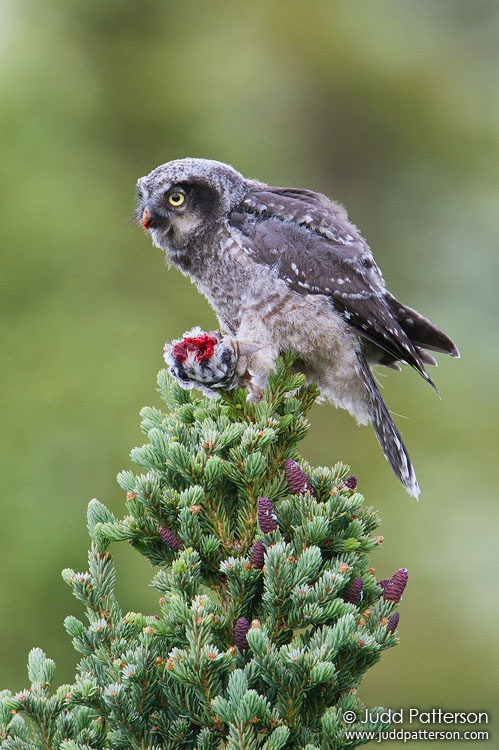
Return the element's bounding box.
[141,208,151,230]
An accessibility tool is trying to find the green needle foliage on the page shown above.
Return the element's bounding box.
[1,354,404,749]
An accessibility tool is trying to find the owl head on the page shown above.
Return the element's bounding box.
[136,158,250,249]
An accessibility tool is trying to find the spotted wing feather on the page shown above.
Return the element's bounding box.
[230,187,436,383]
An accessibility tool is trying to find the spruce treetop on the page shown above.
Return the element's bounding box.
[1,355,405,749]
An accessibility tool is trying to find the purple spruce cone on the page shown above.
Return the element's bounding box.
[158,526,183,552]
[342,577,364,604]
[386,611,400,633]
[257,496,278,533]
[382,568,408,602]
[235,617,250,651]
[250,540,266,569]
[285,459,314,495]
[343,475,357,491]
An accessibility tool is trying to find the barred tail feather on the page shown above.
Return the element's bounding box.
[358,354,420,498]
[385,292,460,358]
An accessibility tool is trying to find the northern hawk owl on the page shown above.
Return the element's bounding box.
[136,158,459,497]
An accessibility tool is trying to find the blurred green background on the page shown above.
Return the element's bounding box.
[1,1,497,746]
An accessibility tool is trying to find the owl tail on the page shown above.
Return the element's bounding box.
[358,354,420,498]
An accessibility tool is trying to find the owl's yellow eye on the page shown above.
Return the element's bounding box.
[167,190,185,207]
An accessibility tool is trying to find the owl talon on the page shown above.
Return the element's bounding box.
[246,385,264,403]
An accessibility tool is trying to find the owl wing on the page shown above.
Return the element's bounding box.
[229,186,436,382]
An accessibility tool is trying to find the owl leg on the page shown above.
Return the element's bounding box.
[224,338,277,402]
[231,320,279,402]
